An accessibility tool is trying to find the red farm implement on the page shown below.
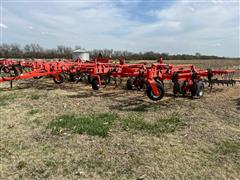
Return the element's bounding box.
[0,58,238,101]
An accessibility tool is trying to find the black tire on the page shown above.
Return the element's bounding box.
[173,82,180,97]
[13,64,23,75]
[69,73,76,82]
[173,81,186,97]
[127,78,134,90]
[171,72,179,83]
[92,78,100,90]
[87,75,93,84]
[53,74,64,84]
[138,78,145,90]
[33,76,42,79]
[154,77,164,87]
[191,81,204,97]
[146,81,165,101]
[1,65,20,77]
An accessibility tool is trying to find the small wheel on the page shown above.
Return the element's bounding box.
[173,82,180,97]
[154,77,164,87]
[53,74,64,84]
[135,77,145,90]
[127,78,134,90]
[171,72,179,83]
[69,73,76,82]
[33,76,42,79]
[87,75,93,84]
[146,81,165,101]
[12,64,23,76]
[1,65,18,77]
[191,81,204,97]
[173,81,186,97]
[92,78,100,90]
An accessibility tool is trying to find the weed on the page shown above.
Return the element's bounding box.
[122,113,185,134]
[48,113,117,137]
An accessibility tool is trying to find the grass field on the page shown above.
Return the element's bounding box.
[0,59,240,179]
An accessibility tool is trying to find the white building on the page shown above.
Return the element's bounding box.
[72,49,90,61]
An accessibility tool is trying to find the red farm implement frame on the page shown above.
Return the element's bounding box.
[0,58,238,101]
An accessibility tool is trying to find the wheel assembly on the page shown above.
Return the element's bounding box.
[146,81,165,101]
[126,77,134,90]
[87,75,93,84]
[92,78,100,90]
[33,76,42,79]
[173,81,186,97]
[191,80,204,97]
[69,73,76,82]
[53,74,64,84]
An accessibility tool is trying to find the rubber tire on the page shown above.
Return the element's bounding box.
[92,78,100,90]
[53,74,64,84]
[173,81,186,97]
[146,81,165,101]
[173,82,180,97]
[191,81,204,97]
[127,78,134,90]
[154,77,164,87]
[87,75,93,84]
[33,76,42,79]
[171,72,179,83]
[12,64,23,76]
[69,73,76,82]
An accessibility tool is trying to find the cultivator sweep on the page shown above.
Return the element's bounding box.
[0,57,238,101]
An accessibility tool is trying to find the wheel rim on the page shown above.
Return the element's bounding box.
[199,89,203,96]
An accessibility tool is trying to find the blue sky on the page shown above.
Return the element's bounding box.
[1,0,239,57]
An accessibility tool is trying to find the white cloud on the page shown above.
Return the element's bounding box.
[41,31,49,35]
[144,1,239,56]
[212,43,221,47]
[2,1,239,57]
[0,23,8,29]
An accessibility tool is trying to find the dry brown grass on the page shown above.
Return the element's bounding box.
[0,59,239,179]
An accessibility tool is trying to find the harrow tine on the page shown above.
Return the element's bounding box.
[205,78,236,86]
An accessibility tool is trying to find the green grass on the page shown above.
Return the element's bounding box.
[214,140,240,156]
[121,113,185,134]
[48,113,117,137]
[0,93,19,106]
[204,139,240,168]
[30,94,41,100]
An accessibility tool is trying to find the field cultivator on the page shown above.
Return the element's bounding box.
[0,58,238,101]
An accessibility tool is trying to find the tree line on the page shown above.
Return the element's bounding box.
[0,43,227,60]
